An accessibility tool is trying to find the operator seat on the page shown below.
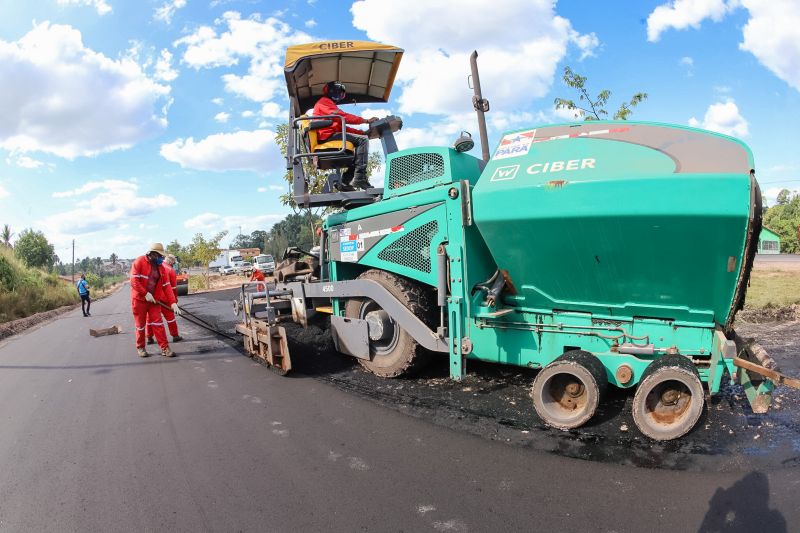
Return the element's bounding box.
[299,115,356,171]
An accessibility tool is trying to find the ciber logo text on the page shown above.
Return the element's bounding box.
[527,159,596,174]
[318,41,355,50]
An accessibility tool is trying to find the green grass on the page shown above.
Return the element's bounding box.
[744,269,800,309]
[0,246,79,323]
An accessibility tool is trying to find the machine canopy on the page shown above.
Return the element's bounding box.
[284,40,403,116]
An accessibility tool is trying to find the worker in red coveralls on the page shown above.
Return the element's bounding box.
[249,268,265,283]
[130,243,180,358]
[146,253,183,345]
[313,81,378,191]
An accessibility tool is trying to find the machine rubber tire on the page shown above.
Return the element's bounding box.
[176,283,189,297]
[632,355,705,441]
[530,350,607,430]
[344,269,434,378]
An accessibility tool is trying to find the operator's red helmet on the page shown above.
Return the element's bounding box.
[324,81,346,103]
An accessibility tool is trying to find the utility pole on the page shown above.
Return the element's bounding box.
[71,239,75,283]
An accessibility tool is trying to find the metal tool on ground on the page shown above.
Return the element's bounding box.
[232,39,800,441]
[89,325,121,337]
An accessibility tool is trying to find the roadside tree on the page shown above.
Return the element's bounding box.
[554,66,648,121]
[14,229,56,270]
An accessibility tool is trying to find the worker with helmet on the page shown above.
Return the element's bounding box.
[313,81,378,191]
[146,254,183,345]
[130,243,180,358]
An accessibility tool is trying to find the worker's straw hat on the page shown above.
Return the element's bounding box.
[148,242,166,256]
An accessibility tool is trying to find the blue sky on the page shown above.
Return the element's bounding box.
[0,0,798,261]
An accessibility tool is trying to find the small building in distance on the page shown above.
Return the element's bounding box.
[238,247,261,259]
[757,227,780,254]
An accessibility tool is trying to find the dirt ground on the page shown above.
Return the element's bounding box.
[185,289,800,473]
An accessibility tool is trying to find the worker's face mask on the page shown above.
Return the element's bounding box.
[151,255,164,265]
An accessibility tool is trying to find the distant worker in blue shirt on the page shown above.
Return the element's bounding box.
[77,273,91,317]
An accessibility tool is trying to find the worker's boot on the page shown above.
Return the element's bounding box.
[161,347,175,357]
[146,337,155,345]
[137,347,149,358]
[172,335,183,342]
[337,181,355,192]
[352,175,372,190]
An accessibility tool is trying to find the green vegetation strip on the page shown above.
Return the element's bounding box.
[745,269,800,309]
[0,247,79,323]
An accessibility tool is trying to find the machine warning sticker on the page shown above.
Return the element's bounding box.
[340,240,359,262]
[493,129,536,160]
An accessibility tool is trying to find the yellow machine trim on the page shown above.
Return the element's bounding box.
[284,41,403,69]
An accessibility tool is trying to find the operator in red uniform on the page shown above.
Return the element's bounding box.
[146,254,183,345]
[130,243,180,358]
[313,81,378,191]
[249,268,266,282]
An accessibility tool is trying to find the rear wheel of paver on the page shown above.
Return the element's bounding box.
[344,270,434,378]
[632,355,705,441]
[531,350,607,430]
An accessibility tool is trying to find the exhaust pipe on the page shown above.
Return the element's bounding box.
[469,51,491,163]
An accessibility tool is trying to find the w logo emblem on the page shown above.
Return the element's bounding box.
[490,165,520,182]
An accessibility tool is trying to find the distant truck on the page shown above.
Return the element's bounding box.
[209,250,244,270]
[251,254,276,274]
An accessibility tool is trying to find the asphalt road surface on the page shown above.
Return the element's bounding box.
[0,286,796,532]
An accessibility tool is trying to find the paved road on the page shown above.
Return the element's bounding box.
[0,286,795,532]
[755,253,800,264]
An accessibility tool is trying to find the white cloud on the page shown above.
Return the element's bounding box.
[154,0,187,24]
[214,111,230,123]
[257,187,268,193]
[154,49,178,82]
[57,0,112,16]
[160,129,281,172]
[184,212,283,233]
[764,186,800,206]
[305,19,317,28]
[645,1,800,93]
[259,102,283,118]
[0,22,170,159]
[571,31,600,60]
[739,0,800,92]
[52,179,137,198]
[43,180,176,235]
[174,11,311,103]
[351,0,596,117]
[212,97,224,105]
[6,153,51,169]
[242,110,255,118]
[268,184,283,191]
[0,185,8,199]
[646,0,734,42]
[688,99,748,137]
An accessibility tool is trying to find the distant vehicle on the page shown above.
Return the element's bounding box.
[252,254,276,274]
[173,257,189,296]
[237,261,253,275]
[209,249,244,270]
[219,265,235,275]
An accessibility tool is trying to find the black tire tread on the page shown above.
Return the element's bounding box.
[346,269,436,378]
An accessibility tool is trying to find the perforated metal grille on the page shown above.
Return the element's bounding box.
[388,153,445,190]
[377,221,439,273]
